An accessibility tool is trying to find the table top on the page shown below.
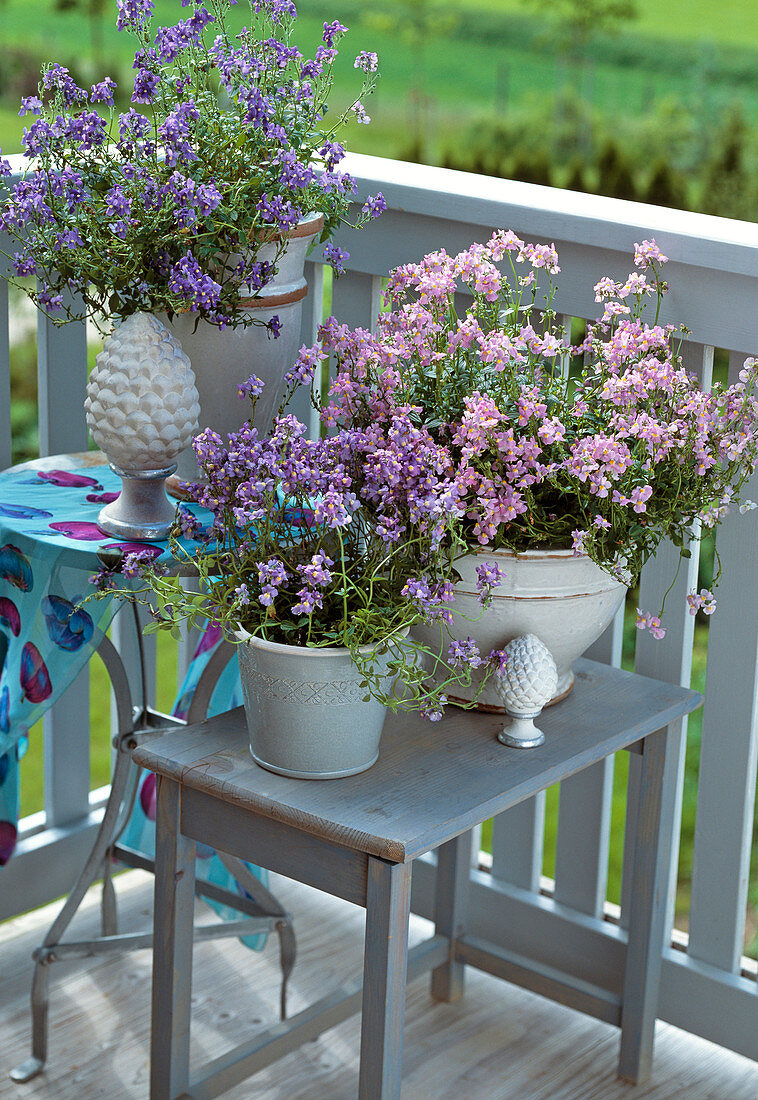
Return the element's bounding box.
[132,659,702,864]
[0,451,210,570]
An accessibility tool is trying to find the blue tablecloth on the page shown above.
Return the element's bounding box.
[0,460,265,948]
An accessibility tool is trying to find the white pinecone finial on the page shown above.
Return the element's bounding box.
[85,312,200,472]
[494,633,558,749]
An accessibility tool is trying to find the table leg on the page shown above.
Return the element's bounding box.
[618,721,680,1083]
[359,857,412,1100]
[151,776,196,1100]
[431,831,473,1003]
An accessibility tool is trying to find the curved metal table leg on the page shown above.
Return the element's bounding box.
[10,633,134,1083]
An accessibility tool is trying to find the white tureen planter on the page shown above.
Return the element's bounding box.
[413,548,627,711]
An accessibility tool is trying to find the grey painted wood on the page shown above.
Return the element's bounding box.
[0,245,11,470]
[490,794,545,891]
[457,934,622,1025]
[431,831,473,1002]
[619,723,681,1082]
[688,351,758,974]
[151,777,196,1100]
[0,807,107,921]
[621,528,699,931]
[412,857,758,1062]
[554,758,614,917]
[187,935,447,1100]
[132,660,700,865]
[180,785,370,907]
[555,596,624,917]
[331,268,383,332]
[359,857,412,1100]
[36,304,88,456]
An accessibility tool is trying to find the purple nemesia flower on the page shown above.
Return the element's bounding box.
[487,648,508,673]
[351,102,370,124]
[19,96,43,117]
[89,566,116,591]
[361,192,386,219]
[447,636,483,669]
[323,243,349,276]
[132,67,160,104]
[234,582,251,605]
[176,507,202,539]
[285,344,321,385]
[238,375,265,399]
[91,78,117,104]
[121,550,154,578]
[421,696,446,722]
[116,0,154,31]
[291,586,323,616]
[354,51,378,73]
[322,19,347,47]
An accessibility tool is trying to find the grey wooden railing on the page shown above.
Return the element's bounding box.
[2,151,757,1062]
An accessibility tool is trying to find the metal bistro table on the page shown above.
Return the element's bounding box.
[133,658,702,1100]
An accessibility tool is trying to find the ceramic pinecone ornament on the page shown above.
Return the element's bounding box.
[494,633,558,749]
[85,312,200,472]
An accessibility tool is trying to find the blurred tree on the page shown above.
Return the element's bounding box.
[363,0,458,163]
[644,159,689,209]
[54,0,107,75]
[528,0,638,65]
[596,139,638,200]
[700,104,756,220]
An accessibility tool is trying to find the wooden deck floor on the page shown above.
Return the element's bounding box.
[3,869,757,1100]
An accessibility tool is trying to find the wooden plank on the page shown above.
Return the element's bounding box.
[0,243,11,470]
[412,857,758,1063]
[490,795,545,892]
[151,778,196,1100]
[180,786,369,907]
[335,152,758,352]
[287,259,324,435]
[457,934,621,1026]
[620,342,712,931]
[133,661,699,866]
[4,869,758,1098]
[554,758,614,917]
[36,302,88,456]
[688,350,758,974]
[431,831,472,1002]
[359,856,412,1100]
[619,724,681,1083]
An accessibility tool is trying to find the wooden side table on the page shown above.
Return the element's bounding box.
[133,658,701,1100]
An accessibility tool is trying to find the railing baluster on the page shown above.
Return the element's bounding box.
[287,259,324,437]
[0,243,11,470]
[688,348,758,974]
[36,296,88,456]
[620,341,711,933]
[490,796,546,892]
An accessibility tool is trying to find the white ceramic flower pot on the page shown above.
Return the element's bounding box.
[160,213,324,487]
[237,634,392,779]
[412,548,627,711]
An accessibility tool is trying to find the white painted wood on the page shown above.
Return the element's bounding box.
[619,343,712,932]
[687,349,758,974]
[36,302,88,456]
[334,153,758,352]
[0,243,11,470]
[287,259,324,435]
